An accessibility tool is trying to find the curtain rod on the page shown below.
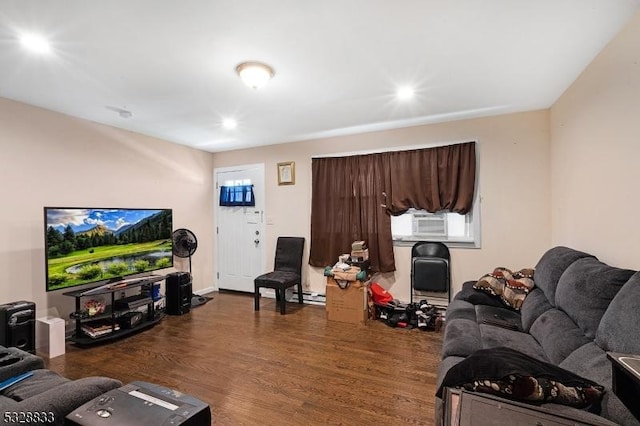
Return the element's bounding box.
[311,139,477,159]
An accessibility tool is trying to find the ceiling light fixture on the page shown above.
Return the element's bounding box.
[222,118,237,129]
[236,61,275,89]
[19,32,51,54]
[396,86,415,100]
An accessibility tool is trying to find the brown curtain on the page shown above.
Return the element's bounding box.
[384,142,476,215]
[309,154,395,272]
[309,141,476,272]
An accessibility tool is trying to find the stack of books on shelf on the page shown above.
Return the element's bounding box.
[81,320,120,339]
[351,240,369,261]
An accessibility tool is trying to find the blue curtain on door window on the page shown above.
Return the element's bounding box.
[219,185,256,206]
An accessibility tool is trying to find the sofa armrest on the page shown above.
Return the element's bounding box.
[0,347,44,382]
[15,377,122,426]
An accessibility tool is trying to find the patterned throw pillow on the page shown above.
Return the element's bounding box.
[474,268,535,310]
[463,374,604,409]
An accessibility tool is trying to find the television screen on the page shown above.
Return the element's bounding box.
[44,207,173,292]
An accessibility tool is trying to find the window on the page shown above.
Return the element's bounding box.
[224,179,252,186]
[310,141,477,271]
[219,179,255,207]
[391,202,481,248]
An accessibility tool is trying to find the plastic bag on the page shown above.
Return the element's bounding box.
[370,282,393,305]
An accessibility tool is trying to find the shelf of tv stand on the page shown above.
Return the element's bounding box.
[62,274,164,298]
[69,313,164,346]
[73,303,148,324]
[63,275,165,346]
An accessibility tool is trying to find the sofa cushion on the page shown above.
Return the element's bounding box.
[0,395,19,410]
[519,287,553,332]
[16,376,122,426]
[560,343,640,426]
[479,324,548,362]
[596,271,640,354]
[444,299,477,322]
[555,257,635,340]
[529,309,591,365]
[0,349,45,382]
[534,246,595,307]
[442,319,482,358]
[2,369,69,401]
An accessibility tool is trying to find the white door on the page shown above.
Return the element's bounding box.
[215,164,265,292]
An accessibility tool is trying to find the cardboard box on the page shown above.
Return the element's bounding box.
[326,277,368,324]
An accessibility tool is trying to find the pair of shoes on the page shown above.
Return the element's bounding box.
[386,312,410,328]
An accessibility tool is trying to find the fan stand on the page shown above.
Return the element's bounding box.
[171,228,199,308]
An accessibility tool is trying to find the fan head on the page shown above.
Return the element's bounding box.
[172,228,198,258]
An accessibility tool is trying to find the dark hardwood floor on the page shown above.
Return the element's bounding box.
[46,291,443,425]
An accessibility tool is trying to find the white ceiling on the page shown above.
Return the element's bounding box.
[0,1,638,153]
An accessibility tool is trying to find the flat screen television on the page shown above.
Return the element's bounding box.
[44,207,173,292]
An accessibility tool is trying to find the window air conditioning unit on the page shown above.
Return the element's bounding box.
[412,213,447,237]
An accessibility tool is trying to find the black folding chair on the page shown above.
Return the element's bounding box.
[410,241,451,306]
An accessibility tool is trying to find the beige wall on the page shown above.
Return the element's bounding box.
[2,95,551,326]
[213,110,551,301]
[0,98,214,322]
[3,12,637,332]
[550,12,640,269]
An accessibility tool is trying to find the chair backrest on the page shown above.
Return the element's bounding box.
[411,241,450,261]
[411,241,451,303]
[274,237,305,274]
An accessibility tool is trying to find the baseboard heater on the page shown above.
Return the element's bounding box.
[259,289,326,306]
[291,291,326,306]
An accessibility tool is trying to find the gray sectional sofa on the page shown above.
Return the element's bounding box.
[436,246,640,426]
[0,345,121,425]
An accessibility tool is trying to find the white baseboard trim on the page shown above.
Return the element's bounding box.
[194,286,215,296]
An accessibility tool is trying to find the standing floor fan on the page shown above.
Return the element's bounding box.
[172,228,211,308]
[172,228,198,275]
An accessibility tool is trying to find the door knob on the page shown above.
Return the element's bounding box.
[254,239,260,244]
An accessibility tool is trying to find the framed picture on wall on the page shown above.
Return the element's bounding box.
[277,161,295,185]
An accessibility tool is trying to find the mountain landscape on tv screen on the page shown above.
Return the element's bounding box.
[45,208,173,291]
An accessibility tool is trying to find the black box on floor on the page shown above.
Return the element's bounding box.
[166,272,192,315]
[66,381,211,425]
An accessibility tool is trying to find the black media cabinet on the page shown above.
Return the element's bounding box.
[607,352,640,422]
[64,275,165,346]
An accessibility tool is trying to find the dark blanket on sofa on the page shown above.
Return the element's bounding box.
[455,281,505,307]
[436,347,605,411]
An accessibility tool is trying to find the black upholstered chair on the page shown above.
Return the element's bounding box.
[411,241,451,304]
[254,237,305,315]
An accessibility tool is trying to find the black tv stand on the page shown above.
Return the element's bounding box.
[64,275,165,346]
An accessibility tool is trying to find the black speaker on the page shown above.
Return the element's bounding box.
[0,301,36,353]
[165,272,192,315]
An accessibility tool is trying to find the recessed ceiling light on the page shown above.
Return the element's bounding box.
[222,118,237,129]
[19,32,51,54]
[396,86,415,100]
